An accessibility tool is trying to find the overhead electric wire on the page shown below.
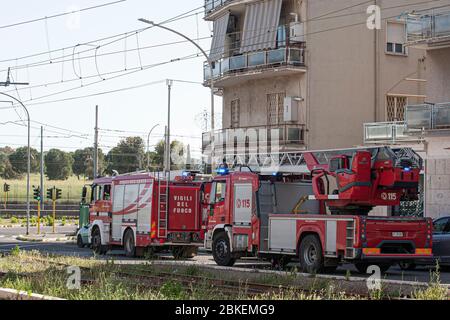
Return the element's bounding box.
[0,0,128,30]
[0,5,204,65]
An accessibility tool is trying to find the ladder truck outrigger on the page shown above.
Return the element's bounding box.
[204,146,433,274]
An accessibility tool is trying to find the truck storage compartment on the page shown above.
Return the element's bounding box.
[257,181,319,251]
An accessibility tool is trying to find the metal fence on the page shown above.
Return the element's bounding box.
[204,47,305,82]
[407,10,450,43]
[406,102,450,130]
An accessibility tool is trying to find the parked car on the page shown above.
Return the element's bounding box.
[399,216,450,270]
[76,225,91,248]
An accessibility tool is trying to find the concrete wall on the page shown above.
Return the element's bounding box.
[424,137,450,219]
[426,48,450,103]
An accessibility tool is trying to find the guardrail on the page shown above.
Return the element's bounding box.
[205,0,234,15]
[406,102,450,130]
[363,122,420,144]
[407,10,450,43]
[204,46,305,82]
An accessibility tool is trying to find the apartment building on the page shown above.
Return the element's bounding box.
[202,0,447,170]
[364,7,450,218]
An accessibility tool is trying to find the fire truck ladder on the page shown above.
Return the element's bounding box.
[345,220,356,258]
[157,175,169,238]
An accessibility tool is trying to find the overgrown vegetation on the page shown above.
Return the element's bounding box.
[0,251,447,300]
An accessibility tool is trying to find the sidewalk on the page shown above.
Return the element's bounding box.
[16,232,76,243]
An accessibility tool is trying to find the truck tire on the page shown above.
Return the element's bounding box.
[355,263,392,274]
[299,235,324,274]
[212,232,236,267]
[398,261,416,271]
[172,246,198,260]
[271,256,292,270]
[123,229,136,258]
[92,227,107,255]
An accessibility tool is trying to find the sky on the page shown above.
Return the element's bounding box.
[0,0,219,159]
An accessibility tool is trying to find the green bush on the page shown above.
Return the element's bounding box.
[10,217,19,224]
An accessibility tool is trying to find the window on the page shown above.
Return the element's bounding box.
[386,96,407,121]
[231,99,240,128]
[434,218,450,233]
[210,181,227,204]
[386,21,407,55]
[267,92,286,125]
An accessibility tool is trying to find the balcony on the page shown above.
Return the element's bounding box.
[204,46,306,88]
[364,122,422,145]
[407,10,450,49]
[204,0,248,20]
[202,124,306,156]
[406,102,450,131]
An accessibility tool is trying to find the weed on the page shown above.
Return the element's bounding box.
[10,245,20,256]
[10,217,19,224]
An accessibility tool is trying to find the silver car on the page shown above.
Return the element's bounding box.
[399,216,450,270]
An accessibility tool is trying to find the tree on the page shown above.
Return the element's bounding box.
[106,137,145,174]
[72,148,105,179]
[153,140,185,170]
[8,147,40,175]
[0,152,18,179]
[45,149,73,180]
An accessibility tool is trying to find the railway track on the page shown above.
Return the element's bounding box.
[3,256,370,299]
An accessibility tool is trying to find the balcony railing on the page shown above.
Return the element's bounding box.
[204,46,305,83]
[364,122,421,144]
[406,102,450,131]
[205,0,234,16]
[202,124,305,155]
[407,10,450,44]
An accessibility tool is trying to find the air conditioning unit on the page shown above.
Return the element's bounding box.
[290,22,305,43]
[284,97,299,122]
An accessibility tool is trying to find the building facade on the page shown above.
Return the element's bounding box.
[202,0,447,170]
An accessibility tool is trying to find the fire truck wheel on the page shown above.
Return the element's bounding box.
[398,261,416,271]
[77,235,84,248]
[355,263,392,274]
[92,227,107,255]
[123,230,136,258]
[212,232,236,267]
[270,256,291,270]
[299,235,324,274]
[172,246,198,260]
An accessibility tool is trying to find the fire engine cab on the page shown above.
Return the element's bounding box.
[80,171,210,258]
[205,147,433,274]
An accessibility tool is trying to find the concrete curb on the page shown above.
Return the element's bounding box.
[0,287,65,300]
[15,235,76,243]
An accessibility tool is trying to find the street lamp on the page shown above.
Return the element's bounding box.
[0,92,31,235]
[138,18,216,171]
[147,123,160,170]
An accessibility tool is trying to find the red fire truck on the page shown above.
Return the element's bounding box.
[82,172,210,258]
[205,147,433,273]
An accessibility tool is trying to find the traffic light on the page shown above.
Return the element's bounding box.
[3,183,10,193]
[47,188,54,201]
[33,186,41,201]
[55,188,62,201]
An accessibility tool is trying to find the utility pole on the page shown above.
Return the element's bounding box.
[40,126,44,215]
[165,80,173,176]
[94,105,99,181]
